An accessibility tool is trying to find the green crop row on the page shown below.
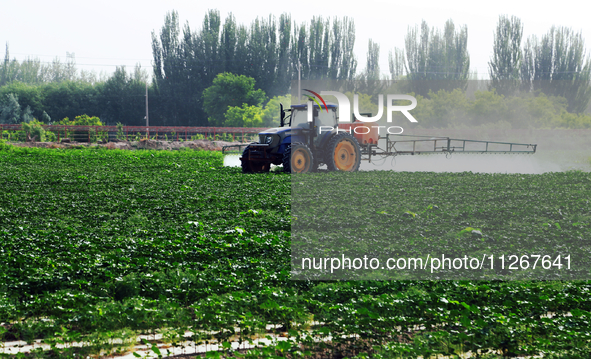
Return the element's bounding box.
[1,145,591,358]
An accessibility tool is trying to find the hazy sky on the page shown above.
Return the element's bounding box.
[2,0,590,81]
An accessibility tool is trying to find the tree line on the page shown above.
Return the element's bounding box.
[388,15,591,114]
[150,10,359,126]
[489,16,591,113]
[0,66,148,126]
[0,10,360,127]
[1,12,590,129]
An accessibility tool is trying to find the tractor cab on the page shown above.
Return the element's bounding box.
[285,103,338,149]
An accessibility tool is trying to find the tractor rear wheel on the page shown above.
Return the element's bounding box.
[241,144,271,173]
[283,142,314,173]
[325,133,361,172]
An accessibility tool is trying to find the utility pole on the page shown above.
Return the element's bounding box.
[145,82,149,139]
[298,62,301,104]
[145,82,149,127]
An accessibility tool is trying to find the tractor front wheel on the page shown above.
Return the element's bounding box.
[283,142,314,173]
[325,133,361,172]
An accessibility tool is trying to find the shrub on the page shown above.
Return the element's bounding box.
[224,104,263,127]
[98,130,109,142]
[15,130,26,141]
[207,133,234,141]
[57,115,103,142]
[46,131,57,142]
[21,119,46,142]
[72,114,103,126]
[262,95,291,127]
[88,128,97,143]
[116,122,125,141]
[0,140,14,150]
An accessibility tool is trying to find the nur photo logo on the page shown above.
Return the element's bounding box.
[304,89,418,123]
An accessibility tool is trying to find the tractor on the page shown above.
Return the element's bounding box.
[234,102,537,173]
[240,102,361,173]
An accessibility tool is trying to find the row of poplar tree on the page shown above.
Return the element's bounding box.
[388,15,590,114]
[0,12,589,127]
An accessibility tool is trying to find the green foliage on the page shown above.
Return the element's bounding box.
[405,88,591,129]
[402,19,470,96]
[521,26,591,113]
[489,15,523,96]
[21,105,34,123]
[55,114,103,142]
[1,44,79,86]
[46,130,57,142]
[558,111,591,129]
[56,116,72,125]
[0,93,21,124]
[41,110,51,123]
[205,133,235,141]
[365,39,381,81]
[0,151,590,357]
[0,82,45,120]
[6,69,128,126]
[0,90,45,128]
[42,80,102,122]
[388,48,405,81]
[99,66,147,125]
[0,139,13,150]
[21,119,46,141]
[466,89,507,126]
[203,72,266,126]
[262,95,291,127]
[349,92,377,114]
[224,103,264,127]
[0,46,149,125]
[4,15,591,128]
[88,127,97,143]
[290,16,357,84]
[71,114,103,126]
[150,11,357,126]
[116,122,125,140]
